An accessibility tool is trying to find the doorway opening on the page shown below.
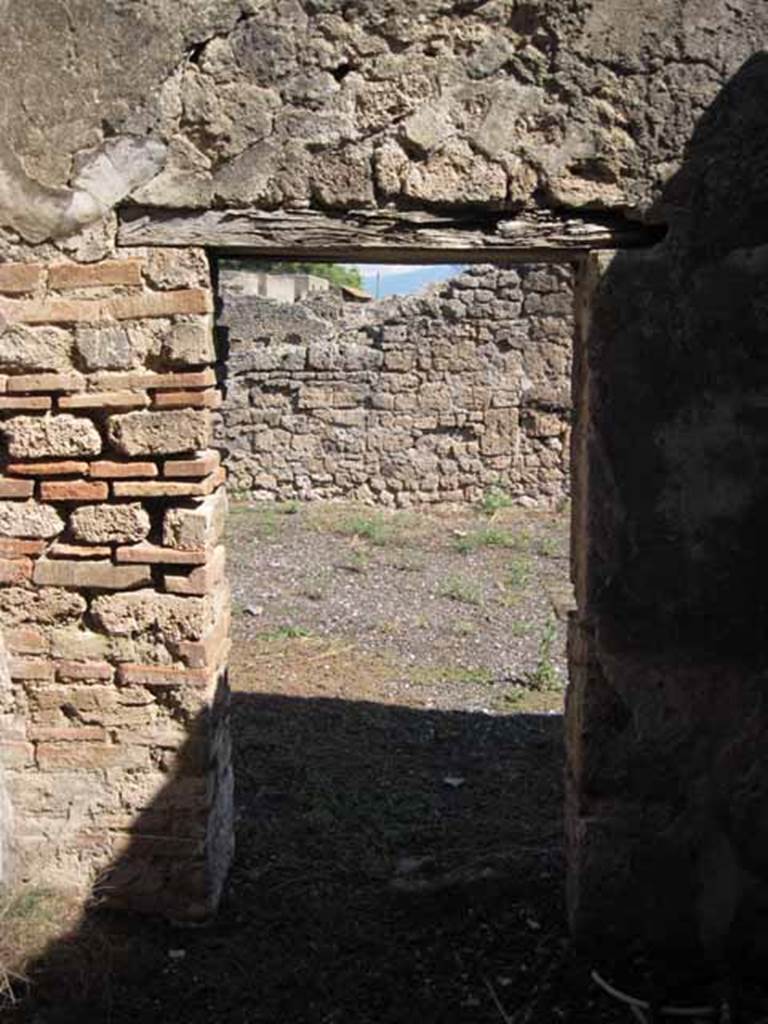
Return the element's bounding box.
[203,253,583,1020]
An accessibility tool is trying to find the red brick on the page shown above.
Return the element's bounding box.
[153,389,221,410]
[0,395,52,411]
[0,288,211,324]
[0,478,34,498]
[165,545,226,597]
[104,289,212,320]
[56,660,114,681]
[49,542,112,559]
[0,740,34,766]
[29,725,107,742]
[40,480,109,502]
[33,558,151,589]
[89,459,158,479]
[36,741,148,770]
[0,263,43,294]
[7,460,89,476]
[0,557,33,583]
[112,465,225,499]
[163,450,220,479]
[175,623,231,671]
[59,390,149,411]
[92,368,216,391]
[6,373,85,393]
[4,626,49,655]
[117,663,213,687]
[115,544,207,566]
[0,538,46,557]
[48,259,143,290]
[9,657,55,681]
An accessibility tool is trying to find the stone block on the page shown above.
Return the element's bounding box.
[90,589,211,643]
[70,503,150,544]
[144,249,209,291]
[75,325,139,371]
[49,628,112,662]
[107,409,211,456]
[163,318,216,366]
[0,324,73,372]
[0,500,63,538]
[0,586,86,625]
[1,415,102,458]
[33,559,151,590]
[163,487,227,550]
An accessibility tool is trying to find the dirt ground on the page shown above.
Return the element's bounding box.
[7,502,764,1022]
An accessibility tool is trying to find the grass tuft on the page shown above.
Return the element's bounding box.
[479,486,514,516]
[438,575,484,606]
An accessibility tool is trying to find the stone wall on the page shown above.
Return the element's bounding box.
[217,264,573,507]
[0,631,11,885]
[0,248,232,920]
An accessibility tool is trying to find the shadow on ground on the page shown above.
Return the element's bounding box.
[3,690,616,1024]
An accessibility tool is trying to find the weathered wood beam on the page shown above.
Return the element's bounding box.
[117,206,663,261]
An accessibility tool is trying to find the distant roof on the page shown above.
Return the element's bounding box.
[340,284,373,302]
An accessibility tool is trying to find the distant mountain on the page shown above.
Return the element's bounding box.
[360,264,465,299]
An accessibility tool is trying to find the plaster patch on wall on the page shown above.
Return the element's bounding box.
[0,136,166,244]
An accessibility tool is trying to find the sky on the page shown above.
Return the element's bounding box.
[348,263,464,298]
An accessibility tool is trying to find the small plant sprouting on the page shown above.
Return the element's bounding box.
[340,513,392,546]
[479,486,514,516]
[506,557,531,589]
[453,526,513,554]
[525,618,559,691]
[439,575,483,606]
[262,625,312,640]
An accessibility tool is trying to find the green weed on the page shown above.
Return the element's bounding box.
[339,513,392,545]
[262,625,312,640]
[506,556,531,589]
[525,618,560,691]
[439,575,483,606]
[479,486,514,516]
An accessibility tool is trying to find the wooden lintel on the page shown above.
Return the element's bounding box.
[117,206,663,260]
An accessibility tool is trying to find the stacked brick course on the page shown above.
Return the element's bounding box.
[217,264,573,508]
[0,249,232,918]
